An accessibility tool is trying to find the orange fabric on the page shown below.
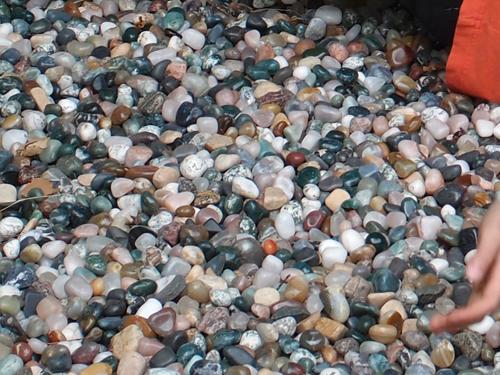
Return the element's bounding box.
[446,0,500,102]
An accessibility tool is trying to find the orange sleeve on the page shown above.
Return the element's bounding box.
[446,0,500,102]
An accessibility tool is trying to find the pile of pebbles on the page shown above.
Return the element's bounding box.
[0,0,499,374]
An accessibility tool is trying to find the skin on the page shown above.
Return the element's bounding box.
[431,200,500,333]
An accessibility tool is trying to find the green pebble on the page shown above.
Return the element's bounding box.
[177,343,204,366]
[365,232,389,253]
[86,254,107,276]
[224,194,243,215]
[90,196,112,214]
[371,269,400,293]
[211,329,242,350]
[127,279,158,296]
[297,166,320,188]
[141,192,159,216]
[163,8,185,30]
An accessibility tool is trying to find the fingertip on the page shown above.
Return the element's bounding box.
[430,315,446,333]
[466,265,481,283]
[466,257,485,283]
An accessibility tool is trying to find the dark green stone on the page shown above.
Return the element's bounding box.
[70,204,91,227]
[127,279,158,296]
[364,221,385,234]
[437,229,460,247]
[211,329,242,350]
[224,193,243,215]
[420,239,439,255]
[279,336,300,354]
[254,59,280,74]
[336,68,357,84]
[342,169,361,190]
[97,317,122,330]
[350,330,368,343]
[163,7,185,30]
[56,155,83,178]
[350,301,379,317]
[244,200,268,223]
[99,87,117,102]
[224,76,251,91]
[312,64,332,83]
[276,19,296,34]
[365,232,389,253]
[86,254,106,276]
[246,66,270,80]
[410,256,435,275]
[299,358,315,373]
[44,104,62,116]
[30,19,51,34]
[297,166,320,188]
[355,314,376,334]
[233,296,251,312]
[388,226,406,243]
[141,192,159,216]
[100,355,118,371]
[49,207,70,227]
[131,249,143,262]
[275,249,292,263]
[371,269,400,293]
[0,76,21,94]
[122,27,139,42]
[90,196,112,214]
[89,142,108,159]
[401,197,419,218]
[348,106,370,117]
[318,138,343,152]
[177,343,204,365]
[221,105,240,118]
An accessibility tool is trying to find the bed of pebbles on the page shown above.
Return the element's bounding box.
[0,0,499,374]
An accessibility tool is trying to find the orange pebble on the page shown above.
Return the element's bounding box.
[262,239,278,255]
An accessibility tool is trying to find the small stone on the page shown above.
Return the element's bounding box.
[111,324,144,359]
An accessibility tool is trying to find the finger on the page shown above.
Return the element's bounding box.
[430,298,496,333]
[467,209,500,283]
[433,256,500,333]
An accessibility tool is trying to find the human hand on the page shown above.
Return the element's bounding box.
[431,200,500,332]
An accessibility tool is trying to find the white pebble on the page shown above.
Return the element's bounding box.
[0,217,23,238]
[181,29,205,50]
[232,177,259,199]
[2,239,19,259]
[468,315,495,334]
[2,129,28,151]
[138,31,157,46]
[431,258,449,274]
[293,66,311,80]
[303,184,320,200]
[275,211,295,240]
[475,119,495,137]
[340,229,365,253]
[77,122,97,142]
[58,98,78,113]
[180,155,207,179]
[136,298,162,319]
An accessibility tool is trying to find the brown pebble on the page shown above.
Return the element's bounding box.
[294,39,315,56]
[368,324,398,344]
[176,205,195,217]
[111,105,132,125]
